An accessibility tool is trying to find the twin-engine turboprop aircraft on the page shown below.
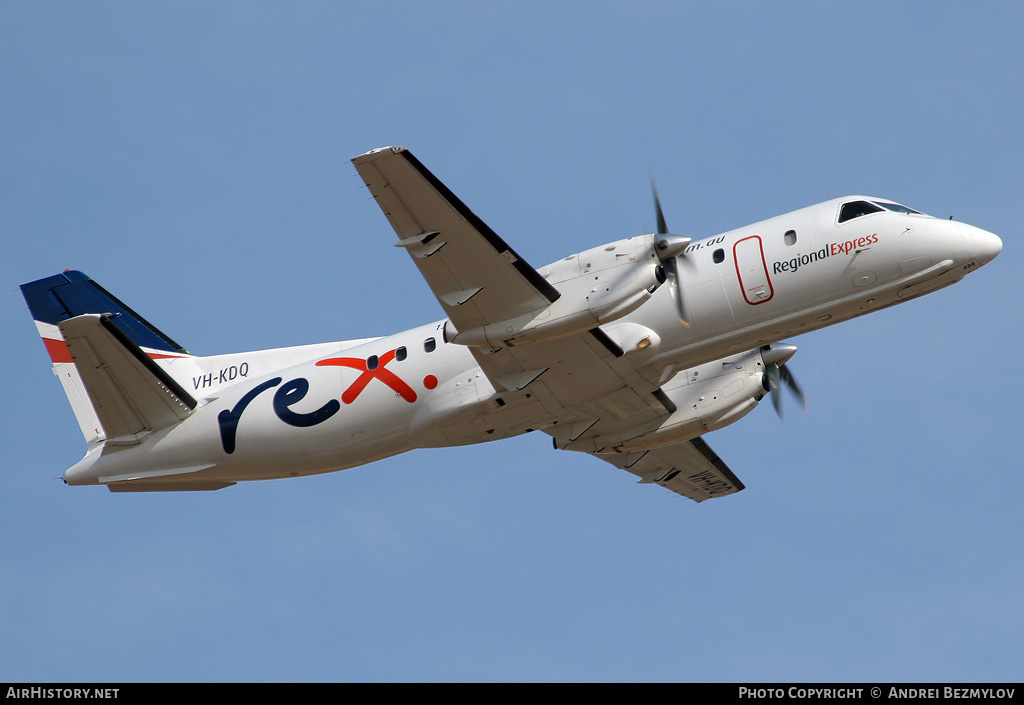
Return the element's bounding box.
[21,146,1003,500]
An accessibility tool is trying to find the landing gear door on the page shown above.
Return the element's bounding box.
[734,235,774,305]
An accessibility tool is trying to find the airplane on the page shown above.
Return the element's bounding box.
[20,146,1003,501]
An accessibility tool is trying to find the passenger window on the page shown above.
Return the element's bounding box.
[713,248,725,264]
[424,337,436,353]
[839,201,884,223]
[366,355,379,370]
[396,346,407,362]
[784,230,797,246]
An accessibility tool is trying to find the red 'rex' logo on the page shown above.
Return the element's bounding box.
[316,349,418,404]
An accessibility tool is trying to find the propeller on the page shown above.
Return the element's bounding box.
[651,180,692,327]
[760,343,807,419]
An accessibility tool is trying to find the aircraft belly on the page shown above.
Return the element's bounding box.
[415,377,557,447]
[65,384,423,485]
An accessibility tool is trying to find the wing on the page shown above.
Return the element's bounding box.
[584,437,744,503]
[354,146,669,400]
[353,147,745,502]
[351,146,560,337]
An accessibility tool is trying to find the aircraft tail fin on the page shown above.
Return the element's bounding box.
[20,271,196,444]
[21,270,189,356]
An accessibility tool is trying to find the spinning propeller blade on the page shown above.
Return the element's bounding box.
[760,343,807,419]
[651,180,691,327]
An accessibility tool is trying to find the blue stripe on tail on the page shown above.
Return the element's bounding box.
[20,270,188,355]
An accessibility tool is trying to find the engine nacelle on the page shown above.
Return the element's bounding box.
[447,235,663,348]
[585,348,769,452]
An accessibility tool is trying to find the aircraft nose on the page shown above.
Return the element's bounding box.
[970,226,1003,266]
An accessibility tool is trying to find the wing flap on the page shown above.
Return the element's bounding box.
[58,314,197,441]
[588,437,744,503]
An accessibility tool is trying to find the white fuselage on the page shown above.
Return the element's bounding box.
[63,197,1002,487]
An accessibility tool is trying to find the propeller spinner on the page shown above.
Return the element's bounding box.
[760,343,807,419]
[651,181,692,327]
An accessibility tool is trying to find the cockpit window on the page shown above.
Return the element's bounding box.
[872,201,921,215]
[838,200,884,223]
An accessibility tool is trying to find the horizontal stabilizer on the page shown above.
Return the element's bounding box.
[59,314,197,442]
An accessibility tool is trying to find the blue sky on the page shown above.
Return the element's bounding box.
[2,2,1021,682]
